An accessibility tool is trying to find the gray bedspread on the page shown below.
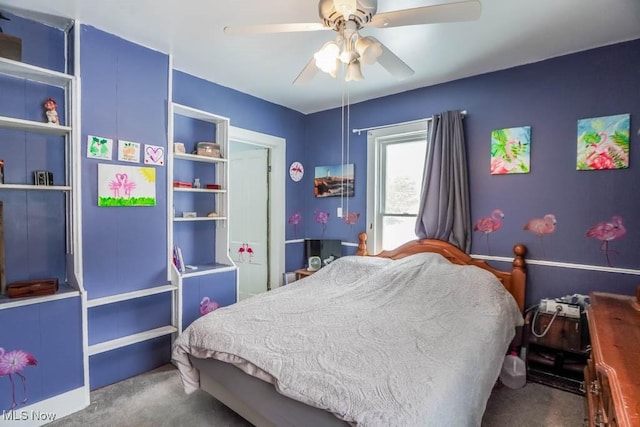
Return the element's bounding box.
[172,252,523,426]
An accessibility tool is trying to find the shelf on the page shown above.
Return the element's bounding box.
[88,325,178,356]
[178,263,236,278]
[173,152,227,163]
[87,284,177,308]
[173,103,229,125]
[173,216,227,222]
[0,115,72,135]
[173,187,226,193]
[0,282,80,310]
[0,184,72,191]
[0,56,73,88]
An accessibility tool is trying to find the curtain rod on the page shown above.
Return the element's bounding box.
[352,110,467,135]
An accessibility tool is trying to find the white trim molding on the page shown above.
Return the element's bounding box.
[472,254,640,276]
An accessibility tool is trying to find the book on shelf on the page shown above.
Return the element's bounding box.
[173,245,185,273]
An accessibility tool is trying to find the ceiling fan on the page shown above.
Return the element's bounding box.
[224,0,481,84]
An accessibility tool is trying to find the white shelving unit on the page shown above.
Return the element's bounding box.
[0,55,81,309]
[168,101,237,332]
[168,102,234,270]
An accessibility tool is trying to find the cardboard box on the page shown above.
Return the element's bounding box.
[0,33,22,61]
[196,142,221,158]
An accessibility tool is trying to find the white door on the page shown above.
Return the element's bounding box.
[230,143,269,300]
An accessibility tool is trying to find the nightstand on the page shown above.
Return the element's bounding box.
[294,268,316,280]
[523,310,590,395]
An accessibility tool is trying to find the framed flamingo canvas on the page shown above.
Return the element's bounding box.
[577,114,630,170]
[98,163,156,207]
[490,126,531,175]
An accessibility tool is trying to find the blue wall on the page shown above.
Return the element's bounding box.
[79,25,172,389]
[0,13,84,410]
[304,39,640,305]
[4,11,640,405]
[172,71,307,273]
[80,26,169,298]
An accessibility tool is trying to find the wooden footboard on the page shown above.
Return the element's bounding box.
[356,232,527,313]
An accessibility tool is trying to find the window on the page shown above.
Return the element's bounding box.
[366,121,430,253]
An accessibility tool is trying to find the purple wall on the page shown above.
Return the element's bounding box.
[4,11,639,405]
[304,39,640,306]
[172,71,308,243]
[79,26,172,389]
[0,15,84,410]
[80,26,169,298]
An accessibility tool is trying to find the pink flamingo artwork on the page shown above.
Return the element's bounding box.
[490,139,517,175]
[473,209,504,254]
[585,132,627,170]
[199,297,220,316]
[108,173,125,197]
[0,347,38,410]
[343,211,360,238]
[524,214,557,258]
[237,244,245,262]
[585,216,626,267]
[288,212,302,238]
[121,174,136,198]
[245,243,255,263]
[315,209,330,237]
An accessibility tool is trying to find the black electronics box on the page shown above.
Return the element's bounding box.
[305,239,342,265]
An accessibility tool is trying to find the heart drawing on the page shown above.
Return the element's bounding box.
[145,145,165,165]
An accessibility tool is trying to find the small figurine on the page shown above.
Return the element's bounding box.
[43,98,59,125]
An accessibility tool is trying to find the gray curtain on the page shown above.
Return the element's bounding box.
[414,110,471,252]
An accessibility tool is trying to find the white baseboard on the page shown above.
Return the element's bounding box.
[0,387,87,426]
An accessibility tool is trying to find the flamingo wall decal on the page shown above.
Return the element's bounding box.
[586,216,626,267]
[0,347,38,410]
[199,297,220,316]
[524,214,557,258]
[237,244,245,262]
[288,212,302,238]
[315,209,330,237]
[473,209,504,254]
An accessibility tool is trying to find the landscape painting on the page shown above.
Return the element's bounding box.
[98,163,156,207]
[577,113,630,170]
[314,164,354,198]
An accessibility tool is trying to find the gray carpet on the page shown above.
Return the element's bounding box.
[48,364,584,426]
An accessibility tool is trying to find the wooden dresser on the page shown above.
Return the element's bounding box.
[584,290,640,426]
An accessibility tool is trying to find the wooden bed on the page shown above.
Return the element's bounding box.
[177,235,528,427]
[356,233,527,313]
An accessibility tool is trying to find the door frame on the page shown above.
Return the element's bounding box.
[229,126,286,289]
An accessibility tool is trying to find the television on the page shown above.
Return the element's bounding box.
[304,239,342,268]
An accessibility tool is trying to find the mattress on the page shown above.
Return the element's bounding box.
[190,356,349,427]
[173,252,524,426]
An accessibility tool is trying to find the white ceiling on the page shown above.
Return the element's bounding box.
[2,0,639,114]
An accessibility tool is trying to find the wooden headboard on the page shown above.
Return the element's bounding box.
[356,233,527,313]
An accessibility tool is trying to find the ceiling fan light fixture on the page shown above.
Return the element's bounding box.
[314,41,340,74]
[345,60,364,82]
[355,36,382,65]
[339,49,358,64]
[334,0,358,19]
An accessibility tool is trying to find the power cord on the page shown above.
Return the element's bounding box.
[530,305,562,338]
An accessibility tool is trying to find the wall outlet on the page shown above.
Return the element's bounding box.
[337,207,343,218]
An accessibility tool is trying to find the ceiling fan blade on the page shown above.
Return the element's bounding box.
[368,37,414,80]
[224,22,329,35]
[366,0,481,29]
[293,57,320,85]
